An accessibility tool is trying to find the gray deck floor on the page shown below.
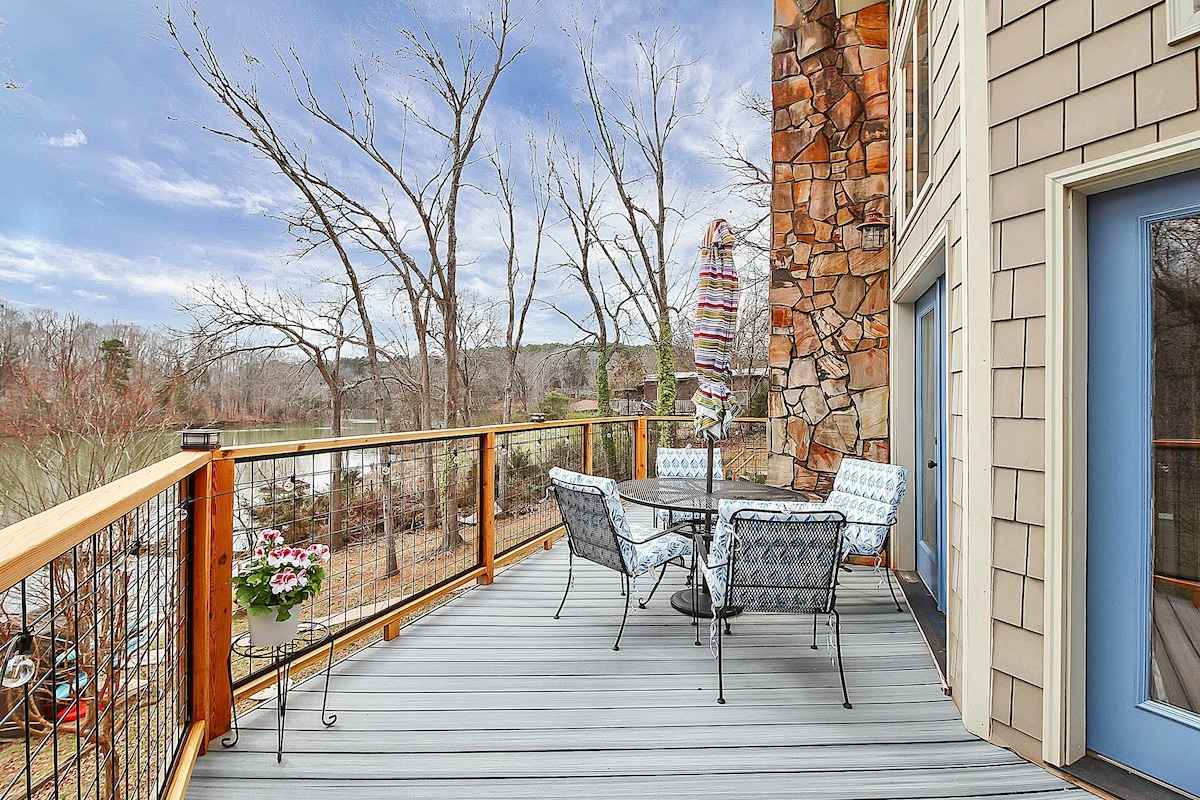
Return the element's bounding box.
[187,516,1092,799]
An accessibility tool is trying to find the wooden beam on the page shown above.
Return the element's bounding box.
[479,432,496,585]
[634,418,649,479]
[0,452,211,593]
[161,721,206,800]
[205,460,234,742]
[582,422,594,474]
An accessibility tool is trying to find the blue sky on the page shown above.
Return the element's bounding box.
[0,1,769,342]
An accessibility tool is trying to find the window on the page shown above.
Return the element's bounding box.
[895,0,930,231]
[1167,0,1200,44]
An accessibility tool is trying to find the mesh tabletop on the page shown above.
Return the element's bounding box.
[616,477,803,515]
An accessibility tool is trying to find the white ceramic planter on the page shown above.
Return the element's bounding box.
[247,610,300,648]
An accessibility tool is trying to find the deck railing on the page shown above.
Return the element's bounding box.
[0,416,766,799]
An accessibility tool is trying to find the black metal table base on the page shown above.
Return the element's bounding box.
[222,621,337,762]
[669,587,742,619]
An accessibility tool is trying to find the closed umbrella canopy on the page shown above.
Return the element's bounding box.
[692,219,740,442]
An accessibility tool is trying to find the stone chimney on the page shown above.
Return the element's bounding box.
[768,0,890,493]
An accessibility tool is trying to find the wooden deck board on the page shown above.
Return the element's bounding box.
[187,520,1091,800]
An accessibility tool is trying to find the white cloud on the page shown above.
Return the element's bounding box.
[109,156,287,215]
[72,288,111,302]
[36,128,88,148]
[0,234,190,298]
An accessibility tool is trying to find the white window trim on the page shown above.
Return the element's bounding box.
[1167,0,1200,45]
[1044,129,1200,767]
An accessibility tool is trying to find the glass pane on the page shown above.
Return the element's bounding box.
[915,0,930,199]
[902,36,914,220]
[1150,216,1200,717]
[920,307,938,553]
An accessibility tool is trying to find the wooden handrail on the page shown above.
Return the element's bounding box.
[0,450,211,593]
[213,416,645,460]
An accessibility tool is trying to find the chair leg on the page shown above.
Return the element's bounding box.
[811,612,819,650]
[834,611,851,709]
[693,554,701,646]
[885,566,902,612]
[613,574,631,651]
[553,552,574,620]
[716,608,726,705]
[638,562,670,609]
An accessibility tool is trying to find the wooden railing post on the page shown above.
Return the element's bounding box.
[479,432,496,585]
[634,418,649,479]
[190,458,234,748]
[582,422,594,474]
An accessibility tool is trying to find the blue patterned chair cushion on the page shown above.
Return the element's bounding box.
[655,448,722,527]
[701,499,828,608]
[549,467,692,576]
[821,459,908,557]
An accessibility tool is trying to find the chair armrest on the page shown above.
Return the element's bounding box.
[695,531,720,569]
[615,525,690,546]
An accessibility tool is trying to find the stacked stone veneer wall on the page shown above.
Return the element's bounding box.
[768,0,890,493]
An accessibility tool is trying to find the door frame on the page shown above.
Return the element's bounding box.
[892,230,949,575]
[1045,130,1200,768]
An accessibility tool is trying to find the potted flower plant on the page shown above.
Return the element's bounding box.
[231,529,329,647]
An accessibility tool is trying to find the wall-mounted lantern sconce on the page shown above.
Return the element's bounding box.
[857,210,890,252]
[181,429,221,451]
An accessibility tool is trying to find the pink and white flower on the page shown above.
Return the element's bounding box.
[307,544,330,561]
[257,529,284,546]
[269,571,300,594]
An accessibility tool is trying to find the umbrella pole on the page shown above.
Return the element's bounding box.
[706,438,714,495]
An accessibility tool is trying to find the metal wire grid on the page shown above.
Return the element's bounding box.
[646,419,769,481]
[1153,445,1200,583]
[590,421,635,483]
[0,486,189,800]
[229,437,482,687]
[493,426,584,556]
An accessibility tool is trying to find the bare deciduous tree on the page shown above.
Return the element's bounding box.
[572,23,700,415]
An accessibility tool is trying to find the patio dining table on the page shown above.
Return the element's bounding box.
[616,477,806,620]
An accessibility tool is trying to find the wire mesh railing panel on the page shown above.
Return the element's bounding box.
[647,418,769,482]
[494,426,583,556]
[0,485,189,800]
[590,421,634,482]
[229,436,482,687]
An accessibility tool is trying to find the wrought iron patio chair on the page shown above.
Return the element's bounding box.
[808,458,909,612]
[548,467,693,651]
[700,499,850,706]
[654,446,723,529]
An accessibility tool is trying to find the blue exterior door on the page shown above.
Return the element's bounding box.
[915,276,946,610]
[1088,169,1200,795]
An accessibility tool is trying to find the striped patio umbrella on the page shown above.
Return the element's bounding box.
[692,219,740,443]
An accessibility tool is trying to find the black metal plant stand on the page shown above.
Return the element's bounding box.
[223,620,337,762]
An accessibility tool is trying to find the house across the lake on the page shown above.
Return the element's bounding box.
[768,0,1200,793]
